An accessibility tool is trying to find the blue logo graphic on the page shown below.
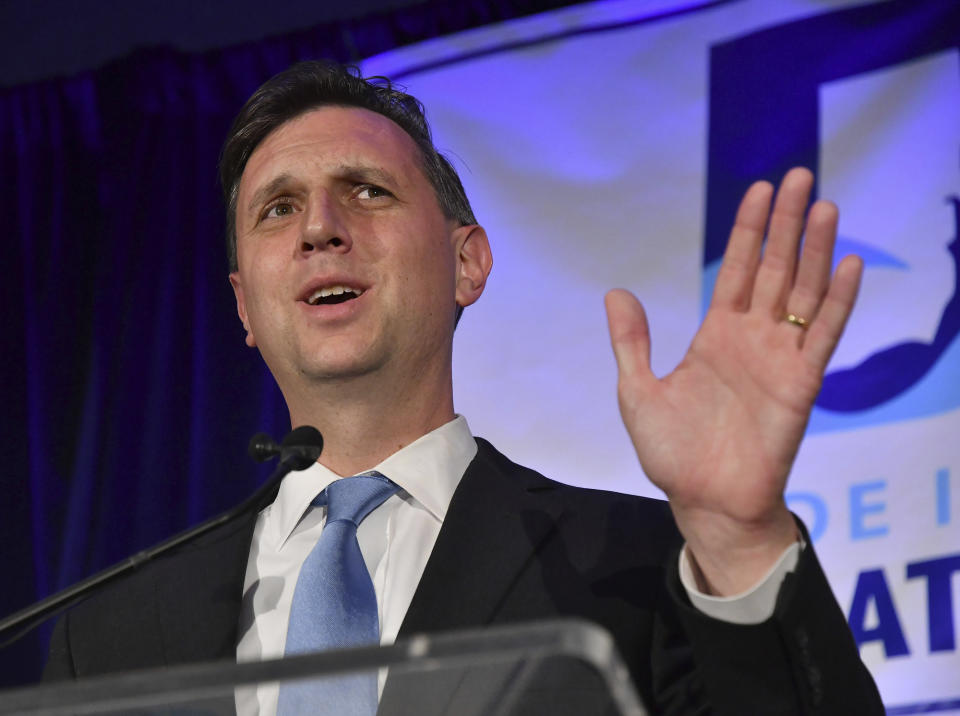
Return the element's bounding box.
[817,198,960,413]
[704,1,960,434]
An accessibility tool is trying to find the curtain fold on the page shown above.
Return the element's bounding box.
[0,0,584,687]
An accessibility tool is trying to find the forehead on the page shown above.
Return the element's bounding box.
[239,106,424,196]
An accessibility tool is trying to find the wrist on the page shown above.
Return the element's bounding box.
[679,540,802,623]
[678,506,798,597]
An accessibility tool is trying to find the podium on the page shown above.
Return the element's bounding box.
[0,619,648,715]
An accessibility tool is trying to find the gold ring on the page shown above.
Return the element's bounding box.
[784,313,809,330]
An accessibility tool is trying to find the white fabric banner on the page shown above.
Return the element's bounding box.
[363,0,960,709]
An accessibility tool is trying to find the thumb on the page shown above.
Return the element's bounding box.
[604,289,655,390]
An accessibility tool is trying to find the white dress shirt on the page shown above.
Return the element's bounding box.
[236,415,799,714]
[236,416,476,715]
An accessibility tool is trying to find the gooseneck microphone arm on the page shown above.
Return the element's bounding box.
[0,426,324,648]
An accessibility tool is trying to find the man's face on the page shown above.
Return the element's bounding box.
[229,106,486,390]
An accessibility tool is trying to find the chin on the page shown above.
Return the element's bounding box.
[296,348,389,382]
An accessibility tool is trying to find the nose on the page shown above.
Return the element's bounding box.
[298,191,352,256]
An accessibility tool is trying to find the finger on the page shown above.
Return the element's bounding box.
[710,180,774,311]
[782,199,839,345]
[803,255,863,372]
[751,167,814,315]
[605,289,656,390]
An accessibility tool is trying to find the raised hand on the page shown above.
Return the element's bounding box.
[605,168,862,595]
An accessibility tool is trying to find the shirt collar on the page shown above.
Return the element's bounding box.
[267,415,477,548]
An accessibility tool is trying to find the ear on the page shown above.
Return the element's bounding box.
[228,272,257,348]
[452,224,493,309]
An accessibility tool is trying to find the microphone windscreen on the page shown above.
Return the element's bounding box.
[282,425,324,449]
[280,426,324,469]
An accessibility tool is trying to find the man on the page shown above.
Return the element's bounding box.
[45,61,883,713]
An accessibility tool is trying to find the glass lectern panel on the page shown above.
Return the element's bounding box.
[0,620,647,716]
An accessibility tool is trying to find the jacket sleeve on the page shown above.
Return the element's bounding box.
[655,526,884,715]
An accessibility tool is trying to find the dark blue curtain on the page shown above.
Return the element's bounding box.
[0,0,582,687]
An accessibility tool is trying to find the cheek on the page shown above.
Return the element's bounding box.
[400,248,455,310]
[239,265,286,326]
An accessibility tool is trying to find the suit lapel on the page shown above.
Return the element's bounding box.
[397,438,563,637]
[381,440,563,716]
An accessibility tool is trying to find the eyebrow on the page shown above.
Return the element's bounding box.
[331,163,402,191]
[246,172,295,216]
[244,164,403,217]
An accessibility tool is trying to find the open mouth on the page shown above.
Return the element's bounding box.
[305,285,365,306]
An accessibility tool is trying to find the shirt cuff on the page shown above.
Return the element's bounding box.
[678,540,802,624]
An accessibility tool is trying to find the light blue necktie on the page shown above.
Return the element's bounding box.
[278,472,398,715]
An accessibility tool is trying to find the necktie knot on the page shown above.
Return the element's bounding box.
[318,471,398,526]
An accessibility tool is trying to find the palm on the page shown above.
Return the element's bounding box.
[621,302,822,522]
[606,169,862,566]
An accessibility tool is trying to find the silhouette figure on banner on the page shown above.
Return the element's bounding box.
[817,196,960,411]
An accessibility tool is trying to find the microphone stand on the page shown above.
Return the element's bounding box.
[0,429,321,648]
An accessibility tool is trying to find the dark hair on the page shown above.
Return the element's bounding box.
[219,61,476,273]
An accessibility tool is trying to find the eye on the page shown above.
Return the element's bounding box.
[356,184,393,200]
[263,200,296,219]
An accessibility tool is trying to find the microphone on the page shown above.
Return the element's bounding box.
[279,426,324,470]
[248,426,323,469]
[248,432,280,462]
[0,426,324,647]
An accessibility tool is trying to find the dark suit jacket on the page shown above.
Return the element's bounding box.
[44,438,883,714]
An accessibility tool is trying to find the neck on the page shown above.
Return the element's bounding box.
[280,367,456,477]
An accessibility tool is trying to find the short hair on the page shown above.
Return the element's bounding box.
[219,61,477,273]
